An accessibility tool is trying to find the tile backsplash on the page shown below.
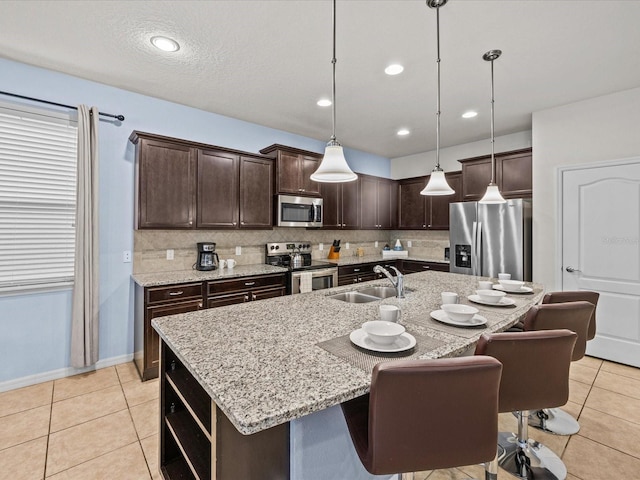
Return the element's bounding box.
[133,228,450,273]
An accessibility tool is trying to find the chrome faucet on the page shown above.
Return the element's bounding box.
[373,265,405,299]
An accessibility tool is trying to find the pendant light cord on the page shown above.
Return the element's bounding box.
[435,5,442,170]
[330,0,337,144]
[490,57,496,184]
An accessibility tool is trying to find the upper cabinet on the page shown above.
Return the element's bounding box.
[259,144,322,196]
[459,148,532,201]
[131,131,273,230]
[360,174,397,230]
[397,172,462,230]
[320,181,360,229]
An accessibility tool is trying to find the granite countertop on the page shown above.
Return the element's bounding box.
[152,271,543,435]
[327,253,449,266]
[132,264,288,287]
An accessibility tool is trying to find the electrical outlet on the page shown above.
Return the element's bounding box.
[345,242,350,249]
[235,246,242,255]
[166,249,174,260]
[319,243,324,251]
[374,241,379,248]
[408,241,412,248]
[123,250,131,263]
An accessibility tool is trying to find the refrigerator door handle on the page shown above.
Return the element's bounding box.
[475,221,482,276]
[471,221,478,276]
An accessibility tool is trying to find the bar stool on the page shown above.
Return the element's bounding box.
[474,329,577,480]
[524,299,596,435]
[341,356,502,480]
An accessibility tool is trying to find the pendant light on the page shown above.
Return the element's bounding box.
[421,0,455,196]
[479,50,506,204]
[310,0,357,183]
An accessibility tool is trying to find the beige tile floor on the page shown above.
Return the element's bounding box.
[0,356,639,479]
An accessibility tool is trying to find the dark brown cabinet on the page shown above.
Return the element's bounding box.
[133,135,197,229]
[399,259,449,274]
[360,175,396,230]
[260,144,322,196]
[459,148,532,201]
[206,273,286,308]
[135,282,204,381]
[131,132,274,230]
[337,261,397,286]
[320,181,360,229]
[397,172,461,230]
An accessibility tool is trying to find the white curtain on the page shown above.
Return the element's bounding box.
[70,105,100,368]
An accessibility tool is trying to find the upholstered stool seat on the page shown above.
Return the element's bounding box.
[341,356,502,480]
[475,328,578,480]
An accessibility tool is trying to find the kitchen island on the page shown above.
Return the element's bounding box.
[153,270,543,480]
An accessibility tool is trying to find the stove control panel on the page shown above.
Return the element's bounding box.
[266,242,312,255]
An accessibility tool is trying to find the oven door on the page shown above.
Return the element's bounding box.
[290,268,338,294]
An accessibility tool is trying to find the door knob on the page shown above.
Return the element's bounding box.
[565,266,582,273]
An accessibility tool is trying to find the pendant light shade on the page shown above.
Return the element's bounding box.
[310,0,357,183]
[479,49,506,204]
[421,0,455,197]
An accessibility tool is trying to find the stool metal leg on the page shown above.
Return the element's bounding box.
[485,451,498,480]
[400,472,414,480]
[527,408,580,435]
[497,410,568,480]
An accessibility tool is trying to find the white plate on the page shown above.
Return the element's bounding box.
[467,295,516,307]
[349,329,416,353]
[430,310,487,327]
[492,285,533,294]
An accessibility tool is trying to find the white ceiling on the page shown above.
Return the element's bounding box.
[1,0,640,159]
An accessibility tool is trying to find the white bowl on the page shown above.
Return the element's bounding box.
[499,279,525,292]
[476,289,507,304]
[441,304,479,322]
[362,320,406,345]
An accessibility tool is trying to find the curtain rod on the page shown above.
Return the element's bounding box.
[0,90,125,121]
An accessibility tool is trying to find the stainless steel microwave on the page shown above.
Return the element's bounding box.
[277,195,323,227]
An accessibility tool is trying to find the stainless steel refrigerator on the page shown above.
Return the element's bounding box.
[449,199,532,281]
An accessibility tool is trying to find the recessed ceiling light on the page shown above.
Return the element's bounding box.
[150,36,180,52]
[397,128,410,136]
[385,64,404,76]
[462,111,478,119]
[317,99,332,107]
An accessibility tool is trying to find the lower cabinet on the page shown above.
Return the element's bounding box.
[135,273,286,381]
[160,341,289,479]
[337,261,398,286]
[399,260,450,274]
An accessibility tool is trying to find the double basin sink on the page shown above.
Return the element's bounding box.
[328,286,398,303]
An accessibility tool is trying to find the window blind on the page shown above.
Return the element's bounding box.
[0,104,77,290]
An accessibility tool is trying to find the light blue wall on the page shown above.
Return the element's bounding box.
[0,57,390,385]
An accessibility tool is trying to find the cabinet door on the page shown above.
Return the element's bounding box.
[341,181,360,229]
[146,300,203,374]
[377,179,393,229]
[239,156,273,228]
[461,158,492,201]
[360,176,379,229]
[500,151,532,198]
[398,177,427,229]
[138,138,196,229]
[276,152,301,194]
[429,172,462,230]
[300,156,321,196]
[320,183,341,229]
[197,149,239,228]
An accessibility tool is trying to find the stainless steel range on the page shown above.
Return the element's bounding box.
[265,242,338,294]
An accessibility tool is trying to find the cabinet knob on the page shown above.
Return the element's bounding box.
[233,222,237,226]
[353,279,358,283]
[241,221,245,225]
[428,224,431,228]
[342,223,346,227]
[252,293,257,301]
[422,224,426,228]
[244,295,249,302]
[198,302,203,308]
[189,221,193,225]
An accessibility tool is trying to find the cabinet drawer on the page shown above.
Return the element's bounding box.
[338,263,377,276]
[146,283,203,305]
[401,260,449,274]
[207,274,286,296]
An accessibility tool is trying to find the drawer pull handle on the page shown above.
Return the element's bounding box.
[168,291,184,296]
[244,281,256,286]
[353,268,361,272]
[423,266,430,269]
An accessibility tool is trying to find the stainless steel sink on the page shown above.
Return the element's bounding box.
[328,292,381,303]
[356,286,398,299]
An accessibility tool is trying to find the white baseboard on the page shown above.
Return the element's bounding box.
[0,353,134,393]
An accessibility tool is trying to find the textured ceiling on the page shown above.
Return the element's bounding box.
[1,0,639,159]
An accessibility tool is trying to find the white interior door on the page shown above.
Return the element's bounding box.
[561,159,640,367]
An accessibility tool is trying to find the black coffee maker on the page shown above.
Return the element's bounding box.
[196,242,219,271]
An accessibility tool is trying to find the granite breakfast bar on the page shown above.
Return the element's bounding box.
[152,270,543,480]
